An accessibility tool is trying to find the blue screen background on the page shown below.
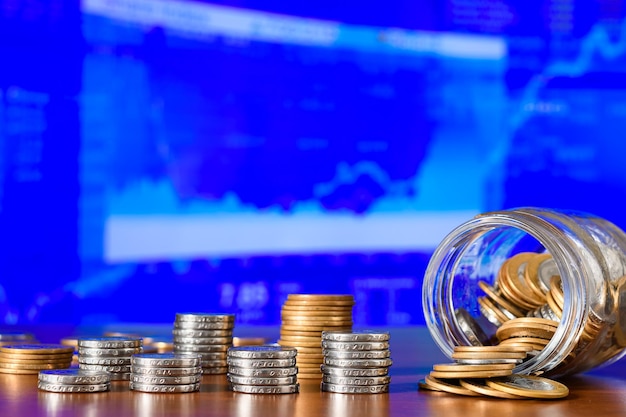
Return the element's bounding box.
[1,0,625,327]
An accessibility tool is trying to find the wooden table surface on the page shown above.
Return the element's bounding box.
[2,325,626,417]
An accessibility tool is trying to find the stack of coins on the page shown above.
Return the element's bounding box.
[278,294,354,379]
[227,345,299,394]
[172,313,235,375]
[0,344,73,374]
[419,345,569,399]
[320,330,392,394]
[130,353,202,393]
[78,336,143,381]
[38,369,111,393]
[0,332,36,346]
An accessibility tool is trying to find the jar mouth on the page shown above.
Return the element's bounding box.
[422,209,589,376]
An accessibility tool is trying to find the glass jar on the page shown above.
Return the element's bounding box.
[422,207,626,377]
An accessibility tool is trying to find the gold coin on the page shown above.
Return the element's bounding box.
[478,281,524,318]
[297,373,323,379]
[0,362,71,370]
[459,379,524,399]
[278,334,322,343]
[281,312,353,320]
[279,329,323,337]
[477,296,512,325]
[454,345,532,353]
[0,344,75,355]
[0,352,74,360]
[418,378,444,392]
[280,325,352,332]
[282,305,354,312]
[430,369,513,379]
[432,363,515,372]
[496,324,557,341]
[485,375,569,399]
[277,339,321,348]
[288,346,323,355]
[283,300,355,307]
[524,253,553,299]
[281,320,353,328]
[287,294,354,301]
[0,367,42,375]
[499,337,550,346]
[502,252,545,307]
[423,375,481,396]
[545,289,563,319]
[451,351,527,360]
[294,357,324,364]
[0,356,72,364]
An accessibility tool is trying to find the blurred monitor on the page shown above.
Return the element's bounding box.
[1,0,625,326]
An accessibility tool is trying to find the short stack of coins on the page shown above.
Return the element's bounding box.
[320,330,392,394]
[227,345,299,394]
[419,345,569,399]
[0,344,73,374]
[38,368,111,393]
[278,294,354,379]
[77,336,143,381]
[130,353,202,393]
[172,313,235,375]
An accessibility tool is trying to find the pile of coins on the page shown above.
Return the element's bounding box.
[419,345,569,399]
[227,345,299,394]
[0,332,36,346]
[320,330,392,394]
[0,344,73,374]
[38,368,111,393]
[78,336,143,381]
[130,353,202,393]
[277,294,354,379]
[173,313,235,375]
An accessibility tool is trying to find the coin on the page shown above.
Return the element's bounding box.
[233,337,267,347]
[174,322,234,330]
[0,351,73,361]
[0,344,75,355]
[321,382,388,394]
[321,331,390,342]
[322,358,392,368]
[0,362,71,370]
[432,363,515,372]
[230,383,299,394]
[172,329,232,338]
[451,351,527,360]
[453,345,532,353]
[459,379,523,399]
[131,366,202,376]
[322,350,390,360]
[320,365,388,377]
[454,358,523,365]
[131,374,202,385]
[227,366,298,378]
[228,375,297,386]
[485,374,569,399]
[200,366,229,374]
[37,381,110,393]
[429,368,513,379]
[227,345,297,359]
[174,344,229,353]
[278,339,322,348]
[0,356,72,365]
[282,300,354,307]
[175,313,235,322]
[227,357,296,368]
[77,337,142,349]
[78,364,132,373]
[78,357,131,366]
[131,353,202,368]
[78,347,143,357]
[38,369,111,384]
[287,294,354,301]
[172,336,233,345]
[322,341,389,351]
[280,325,352,332]
[478,281,524,318]
[130,382,200,393]
[454,308,491,346]
[322,375,390,386]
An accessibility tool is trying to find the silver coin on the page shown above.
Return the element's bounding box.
[77,337,143,349]
[131,353,202,368]
[131,366,202,376]
[454,358,523,365]
[227,357,297,368]
[173,351,227,361]
[173,344,229,353]
[131,374,201,385]
[322,349,390,360]
[38,369,111,385]
[78,357,131,366]
[321,330,390,342]
[321,341,389,351]
[228,374,297,386]
[174,322,234,330]
[228,346,298,360]
[322,358,392,368]
[78,364,132,373]
[455,307,491,346]
[130,382,200,393]
[540,304,561,322]
[38,381,110,393]
[172,336,233,345]
[322,375,390,386]
[78,347,143,357]
[321,382,389,394]
[537,258,558,292]
[230,383,299,394]
[199,366,228,375]
[172,329,232,338]
[320,365,388,377]
[175,313,236,323]
[227,366,298,378]
[200,359,228,368]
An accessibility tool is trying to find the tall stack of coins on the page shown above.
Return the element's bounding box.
[419,345,569,399]
[38,369,111,393]
[77,336,143,381]
[227,345,299,394]
[278,294,354,379]
[320,330,392,394]
[0,344,73,374]
[130,353,202,393]
[172,313,235,374]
